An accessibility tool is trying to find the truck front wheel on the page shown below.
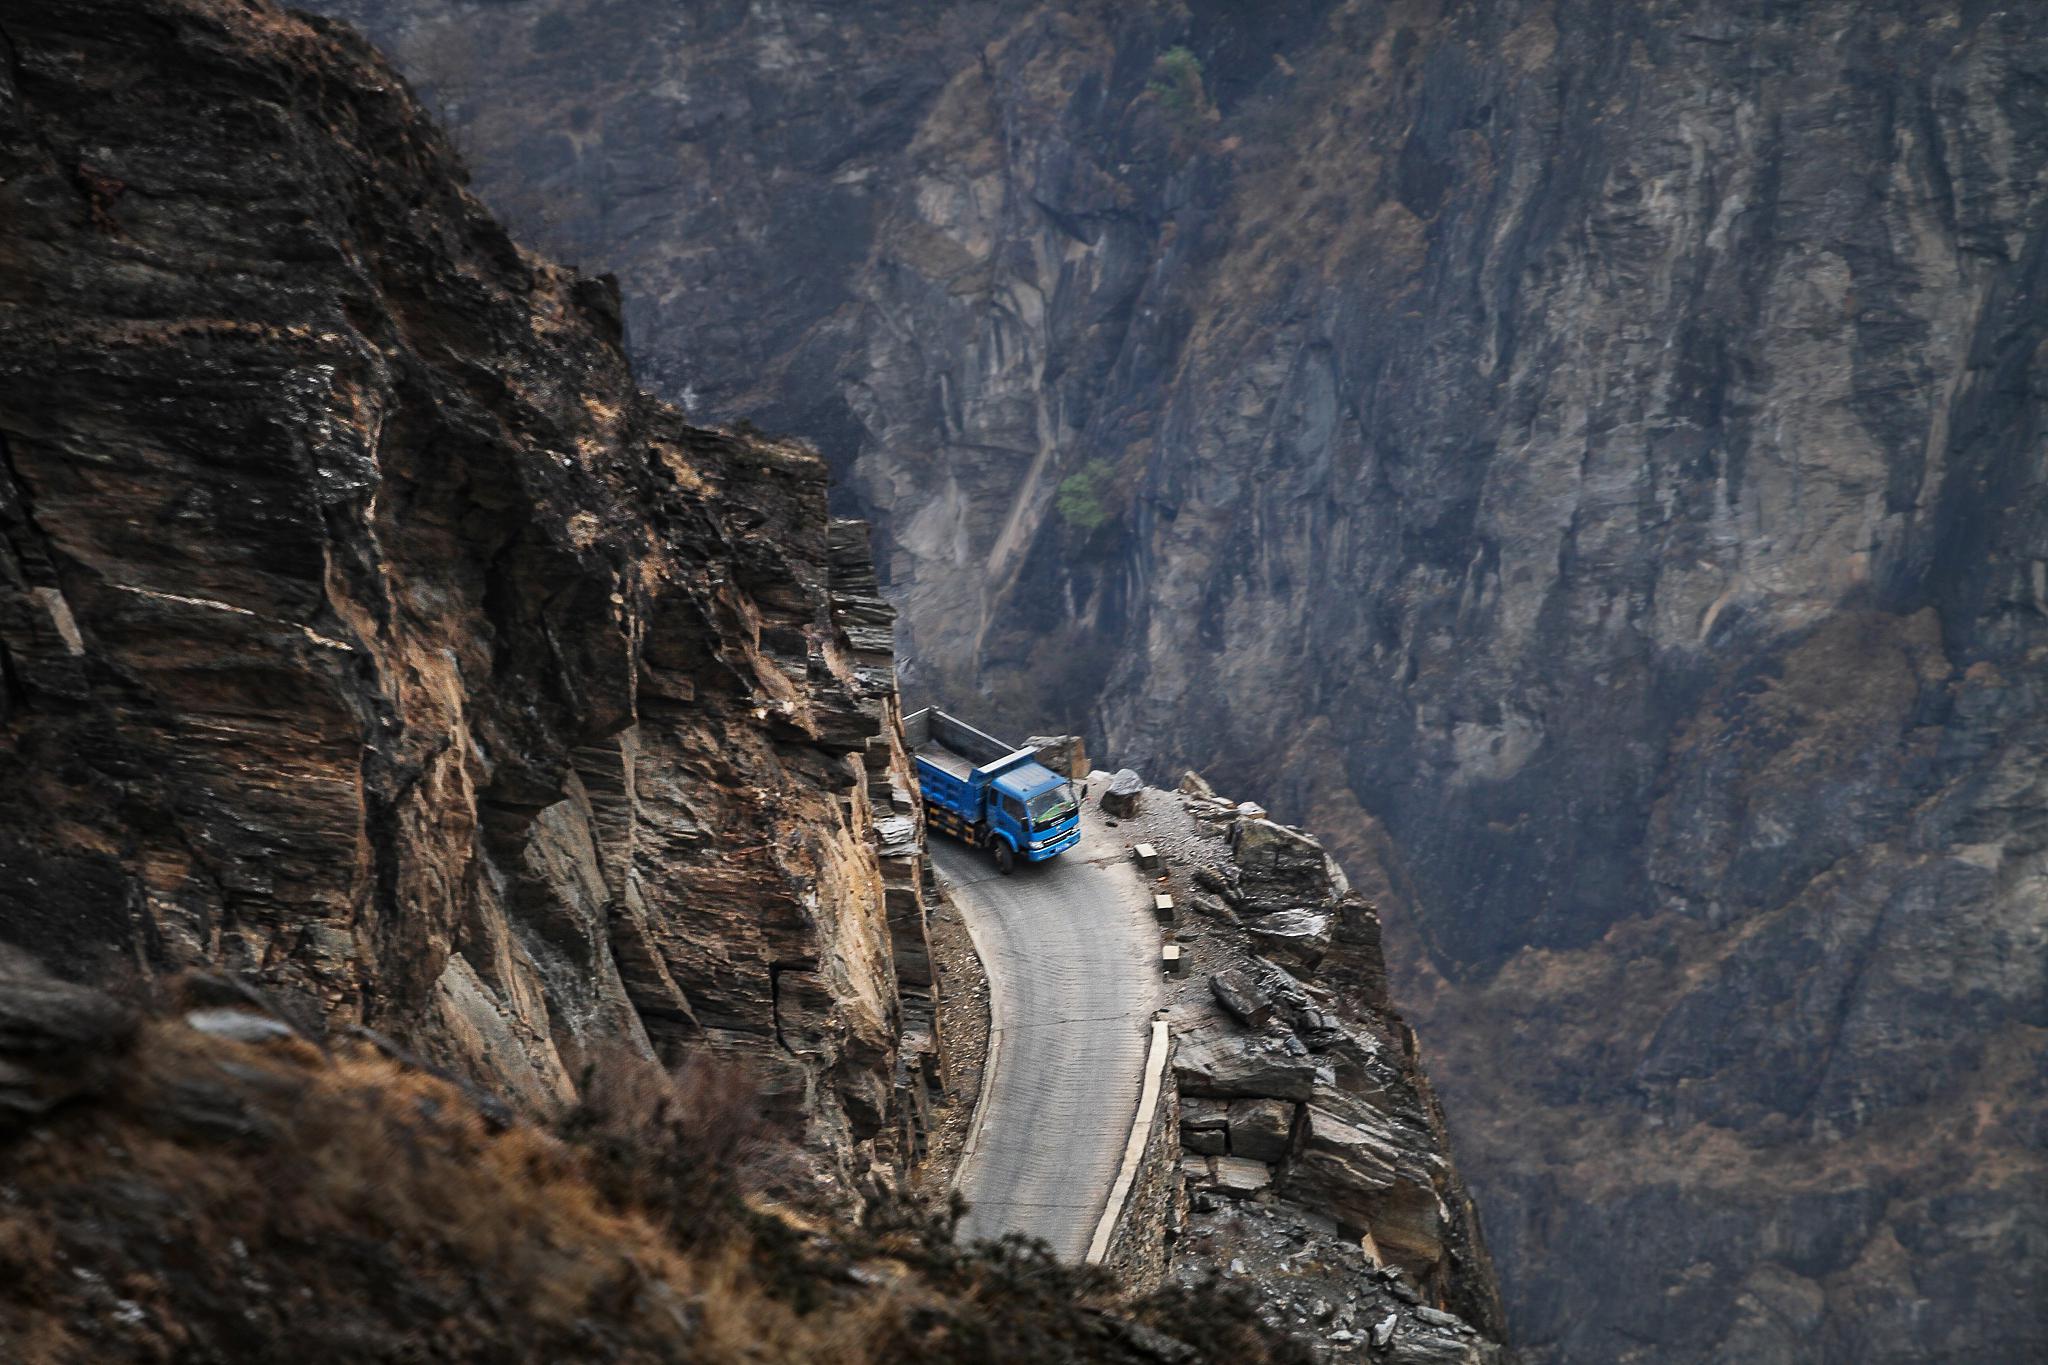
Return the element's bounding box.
[992,840,1016,875]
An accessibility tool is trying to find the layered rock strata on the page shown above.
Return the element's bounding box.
[0,0,933,1190]
[296,2,2048,1356]
[1101,769,1504,1363]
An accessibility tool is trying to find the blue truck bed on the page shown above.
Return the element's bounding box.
[903,708,1081,867]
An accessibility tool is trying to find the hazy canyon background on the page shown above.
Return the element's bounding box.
[296,2,2047,1360]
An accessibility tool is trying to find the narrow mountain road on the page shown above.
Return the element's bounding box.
[935,781,1160,1260]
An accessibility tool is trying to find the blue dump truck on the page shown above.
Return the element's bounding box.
[903,708,1081,872]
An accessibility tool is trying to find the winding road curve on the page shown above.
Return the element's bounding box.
[937,785,1160,1259]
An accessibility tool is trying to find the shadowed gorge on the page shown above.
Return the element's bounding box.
[0,0,1507,1360]
[299,0,2048,1359]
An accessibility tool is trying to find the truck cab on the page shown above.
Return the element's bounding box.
[903,708,1082,871]
[987,764,1082,863]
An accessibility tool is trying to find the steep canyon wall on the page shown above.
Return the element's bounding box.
[0,0,937,1195]
[214,1,2048,1359]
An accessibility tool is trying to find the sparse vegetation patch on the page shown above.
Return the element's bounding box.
[1056,459,1118,533]
[1149,46,1205,111]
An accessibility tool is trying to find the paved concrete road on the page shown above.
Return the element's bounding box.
[936,792,1160,1259]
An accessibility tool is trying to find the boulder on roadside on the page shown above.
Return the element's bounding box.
[1230,818,1333,911]
[1210,968,1275,1027]
[1228,1097,1297,1163]
[1179,770,1217,799]
[1247,909,1333,974]
[1175,1025,1320,1102]
[1023,734,1090,779]
[1101,768,1145,818]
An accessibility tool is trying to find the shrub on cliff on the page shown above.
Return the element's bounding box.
[1148,46,1205,112]
[555,1050,784,1249]
[1145,45,1216,149]
[1056,460,1118,533]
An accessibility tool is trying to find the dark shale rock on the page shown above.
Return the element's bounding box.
[1192,866,1242,908]
[1181,1096,1230,1134]
[1244,910,1333,976]
[1209,969,1274,1029]
[1174,1025,1320,1104]
[1229,822,1336,916]
[1227,1097,1295,1165]
[0,946,136,1127]
[1283,1106,1405,1232]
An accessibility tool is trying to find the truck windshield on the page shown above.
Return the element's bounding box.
[1027,784,1078,830]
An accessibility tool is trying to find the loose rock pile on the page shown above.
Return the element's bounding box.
[1098,767,1504,1362]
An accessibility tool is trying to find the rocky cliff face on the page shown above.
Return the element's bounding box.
[1110,768,1506,1363]
[0,0,939,1196]
[207,0,2048,1359]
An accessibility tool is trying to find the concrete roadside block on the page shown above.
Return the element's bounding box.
[1161,943,1186,976]
[1133,842,1160,871]
[1153,893,1176,924]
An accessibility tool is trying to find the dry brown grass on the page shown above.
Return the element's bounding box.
[0,998,1311,1365]
[0,1021,889,1363]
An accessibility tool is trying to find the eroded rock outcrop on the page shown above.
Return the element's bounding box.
[1109,770,1503,1362]
[0,0,935,1194]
